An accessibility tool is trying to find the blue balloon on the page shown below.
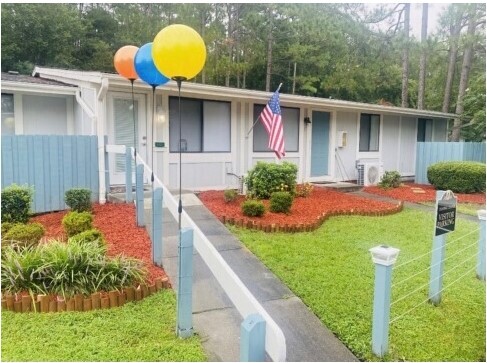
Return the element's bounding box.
[134,43,169,87]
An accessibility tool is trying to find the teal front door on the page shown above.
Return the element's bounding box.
[310,111,330,177]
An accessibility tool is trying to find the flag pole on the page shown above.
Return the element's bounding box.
[245,83,283,137]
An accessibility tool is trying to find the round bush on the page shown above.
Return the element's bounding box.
[379,171,402,189]
[62,211,93,237]
[241,200,265,217]
[224,189,238,203]
[270,192,294,214]
[1,184,33,223]
[427,161,486,193]
[65,188,92,212]
[68,228,106,249]
[3,222,45,248]
[245,161,298,199]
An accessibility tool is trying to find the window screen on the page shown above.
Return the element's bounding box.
[359,114,380,152]
[169,97,231,153]
[253,105,299,152]
[1,93,15,135]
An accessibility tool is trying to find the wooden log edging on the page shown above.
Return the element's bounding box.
[222,202,404,233]
[1,276,170,314]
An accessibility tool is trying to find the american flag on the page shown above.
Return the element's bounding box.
[260,90,285,159]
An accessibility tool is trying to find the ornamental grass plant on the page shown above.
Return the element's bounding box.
[1,240,147,299]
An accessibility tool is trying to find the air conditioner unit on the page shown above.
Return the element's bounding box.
[357,160,384,186]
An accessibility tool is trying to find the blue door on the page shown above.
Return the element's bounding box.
[310,111,330,177]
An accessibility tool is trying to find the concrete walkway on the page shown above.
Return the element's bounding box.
[143,192,358,362]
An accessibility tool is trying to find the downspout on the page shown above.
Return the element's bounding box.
[96,78,109,204]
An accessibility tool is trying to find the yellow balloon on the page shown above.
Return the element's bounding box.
[152,24,206,81]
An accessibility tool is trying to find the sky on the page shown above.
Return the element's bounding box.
[361,3,450,39]
[409,3,449,38]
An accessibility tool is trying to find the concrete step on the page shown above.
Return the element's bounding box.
[312,182,363,193]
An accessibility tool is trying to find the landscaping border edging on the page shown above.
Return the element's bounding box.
[221,202,404,233]
[1,277,171,314]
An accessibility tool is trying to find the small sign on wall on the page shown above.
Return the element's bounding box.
[435,190,457,236]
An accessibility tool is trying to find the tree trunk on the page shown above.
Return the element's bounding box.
[417,3,428,110]
[451,5,477,141]
[401,3,410,108]
[265,7,273,92]
[442,9,463,113]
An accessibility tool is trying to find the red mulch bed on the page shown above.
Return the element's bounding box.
[198,187,403,231]
[364,183,486,204]
[32,203,167,284]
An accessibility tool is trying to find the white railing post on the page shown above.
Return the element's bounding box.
[136,164,144,226]
[125,147,133,203]
[370,245,400,358]
[240,314,266,362]
[477,210,486,281]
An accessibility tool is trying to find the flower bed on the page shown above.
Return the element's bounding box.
[364,183,486,204]
[32,203,167,284]
[199,187,403,232]
[2,203,170,313]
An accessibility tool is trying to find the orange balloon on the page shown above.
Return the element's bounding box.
[114,45,139,80]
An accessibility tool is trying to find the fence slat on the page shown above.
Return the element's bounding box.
[415,142,486,184]
[1,135,99,213]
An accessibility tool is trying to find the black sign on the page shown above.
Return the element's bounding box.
[435,197,456,236]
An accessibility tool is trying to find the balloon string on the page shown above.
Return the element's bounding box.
[151,86,155,184]
[131,79,138,226]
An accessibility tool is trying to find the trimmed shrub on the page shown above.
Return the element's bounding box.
[224,189,238,203]
[1,184,33,223]
[65,188,92,212]
[3,222,45,248]
[378,171,402,189]
[1,222,18,236]
[241,200,265,217]
[427,161,486,193]
[68,228,106,249]
[245,161,298,199]
[62,211,93,237]
[270,192,294,214]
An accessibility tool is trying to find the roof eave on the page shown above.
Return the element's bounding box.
[1,80,78,95]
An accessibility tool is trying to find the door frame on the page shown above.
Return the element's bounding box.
[306,109,336,182]
[107,91,147,185]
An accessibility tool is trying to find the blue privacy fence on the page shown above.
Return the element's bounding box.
[1,135,99,214]
[415,142,486,184]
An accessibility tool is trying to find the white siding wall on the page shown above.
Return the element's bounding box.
[22,95,68,135]
[399,116,417,175]
[334,111,358,181]
[382,115,400,172]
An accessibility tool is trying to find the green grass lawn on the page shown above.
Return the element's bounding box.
[1,290,207,362]
[230,208,486,361]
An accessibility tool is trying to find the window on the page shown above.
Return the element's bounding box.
[169,97,230,153]
[1,93,15,135]
[253,105,299,152]
[359,114,380,152]
[417,118,433,142]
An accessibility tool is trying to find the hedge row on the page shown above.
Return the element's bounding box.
[222,202,404,233]
[1,277,170,314]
